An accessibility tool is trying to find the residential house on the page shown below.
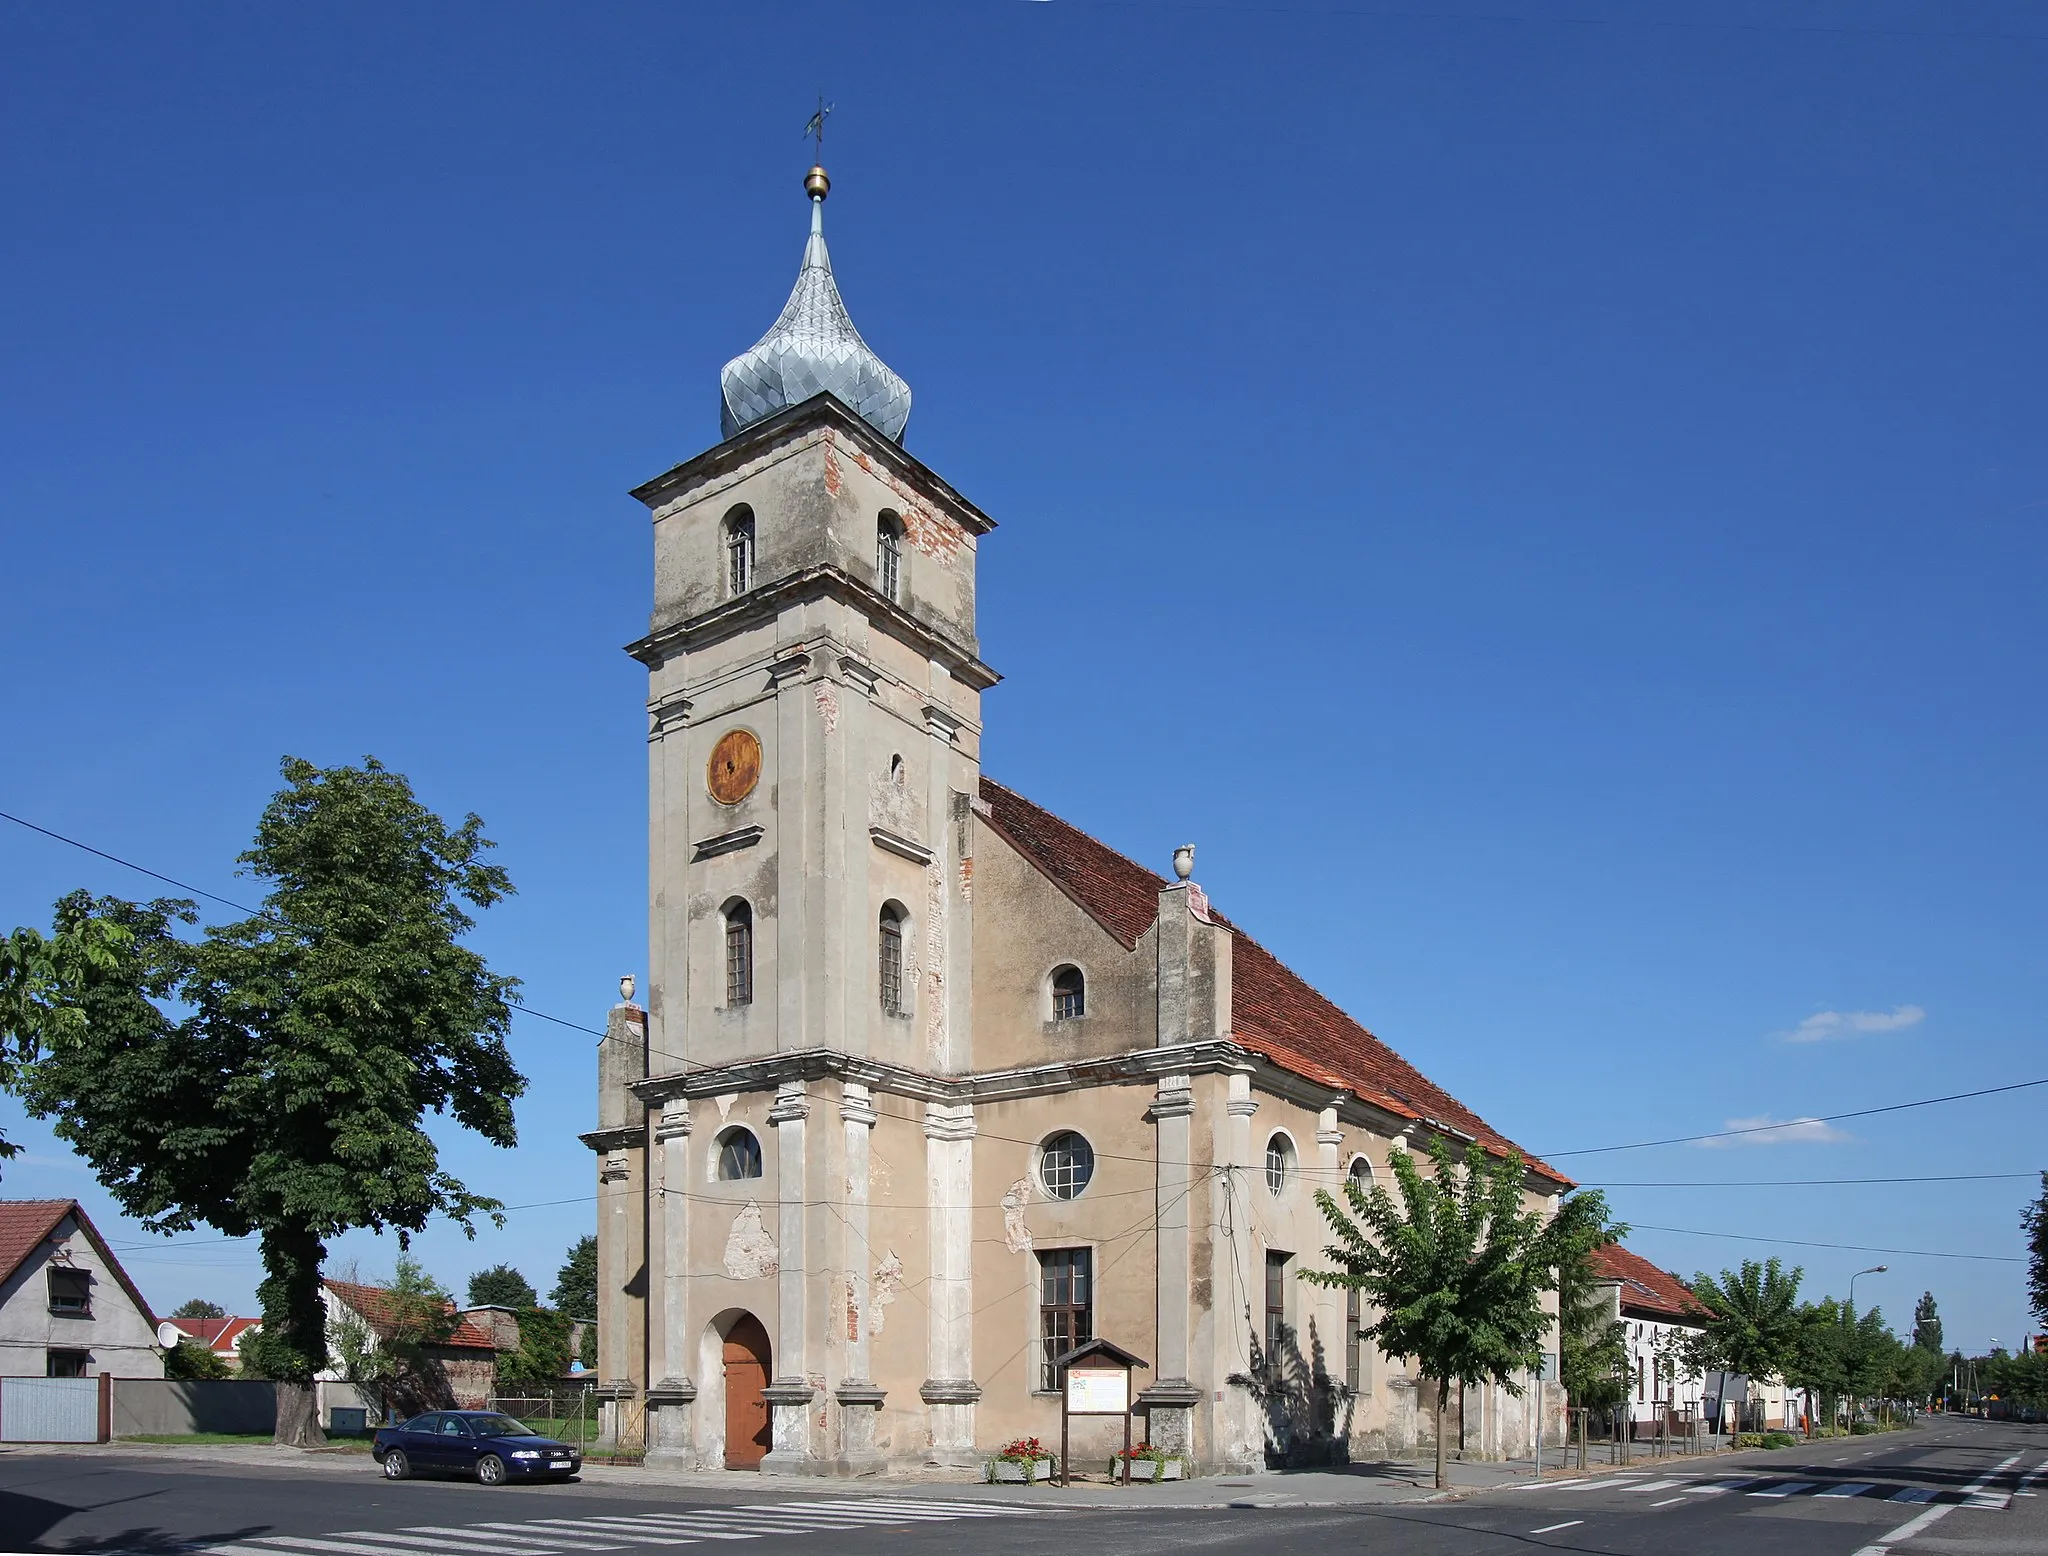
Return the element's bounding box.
[0,1200,163,1380]
[164,1315,262,1371]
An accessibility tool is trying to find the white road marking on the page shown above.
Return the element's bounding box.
[1818,1484,1879,1498]
[529,1520,756,1542]
[1887,1488,1938,1503]
[405,1527,608,1550]
[1650,1497,1686,1508]
[768,1503,1009,1520]
[1749,1482,1815,1498]
[340,1533,557,1556]
[1622,1480,1684,1492]
[1851,1450,2025,1556]
[1529,1520,1583,1534]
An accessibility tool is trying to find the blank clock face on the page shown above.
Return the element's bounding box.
[707,728,762,806]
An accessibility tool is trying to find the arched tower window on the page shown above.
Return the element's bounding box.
[723,899,753,1007]
[716,1127,763,1180]
[725,507,755,596]
[878,904,906,1014]
[1051,966,1085,1021]
[877,511,904,603]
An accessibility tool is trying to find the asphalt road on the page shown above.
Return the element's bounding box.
[1,1416,2040,1556]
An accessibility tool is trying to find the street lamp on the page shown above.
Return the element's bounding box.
[1847,1264,1887,1317]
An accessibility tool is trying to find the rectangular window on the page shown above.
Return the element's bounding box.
[879,914,904,1014]
[46,1350,90,1378]
[877,526,902,603]
[1264,1251,1290,1370]
[725,914,753,1007]
[1345,1286,1362,1393]
[1038,1248,1092,1392]
[47,1268,91,1316]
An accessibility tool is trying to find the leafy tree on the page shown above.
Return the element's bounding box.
[326,1256,461,1420]
[172,1298,229,1320]
[1681,1258,1806,1404]
[578,1320,597,1370]
[1548,1191,1630,1410]
[0,911,131,1165]
[6,758,525,1446]
[498,1306,573,1384]
[2024,1171,2048,1330]
[467,1263,537,1309]
[1912,1292,1943,1355]
[551,1235,598,1318]
[1304,1135,1561,1489]
[163,1339,232,1380]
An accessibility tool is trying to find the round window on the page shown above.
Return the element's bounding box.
[1265,1133,1295,1194]
[1040,1131,1095,1201]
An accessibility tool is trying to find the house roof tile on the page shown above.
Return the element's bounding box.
[975,778,1569,1187]
[323,1278,499,1351]
[1589,1244,1710,1323]
[0,1198,159,1328]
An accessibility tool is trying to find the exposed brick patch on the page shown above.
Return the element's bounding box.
[823,443,843,498]
[814,683,840,734]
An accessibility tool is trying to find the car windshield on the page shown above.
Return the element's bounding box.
[465,1413,538,1438]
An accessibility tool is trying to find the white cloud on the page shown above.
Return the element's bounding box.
[1782,1004,1925,1043]
[1696,1114,1855,1148]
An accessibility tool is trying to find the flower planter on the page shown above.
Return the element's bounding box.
[988,1457,1055,1483]
[1116,1458,1185,1482]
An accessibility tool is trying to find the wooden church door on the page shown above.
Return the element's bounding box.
[722,1314,772,1469]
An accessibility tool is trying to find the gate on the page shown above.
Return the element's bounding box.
[1,1377,102,1442]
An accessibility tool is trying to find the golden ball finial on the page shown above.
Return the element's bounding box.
[804,165,830,201]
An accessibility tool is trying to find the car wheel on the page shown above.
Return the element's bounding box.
[382,1449,410,1481]
[476,1453,507,1487]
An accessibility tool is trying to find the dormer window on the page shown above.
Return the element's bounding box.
[1051,966,1085,1021]
[877,512,904,603]
[725,507,755,596]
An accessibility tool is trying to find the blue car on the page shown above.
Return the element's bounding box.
[371,1410,582,1485]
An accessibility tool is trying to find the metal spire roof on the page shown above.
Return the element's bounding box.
[719,167,911,444]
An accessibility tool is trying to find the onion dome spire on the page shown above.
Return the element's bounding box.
[719,165,912,443]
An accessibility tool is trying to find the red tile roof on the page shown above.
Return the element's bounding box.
[0,1199,160,1329]
[324,1279,499,1351]
[975,778,1569,1187]
[165,1315,262,1355]
[1589,1244,1710,1323]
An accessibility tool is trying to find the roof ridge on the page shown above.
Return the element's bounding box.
[978,776,1170,889]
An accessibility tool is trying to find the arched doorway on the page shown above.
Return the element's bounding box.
[722,1313,772,1469]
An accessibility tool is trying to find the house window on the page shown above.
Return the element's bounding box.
[877,512,903,603]
[1264,1251,1291,1370]
[1345,1286,1363,1393]
[47,1268,91,1316]
[46,1350,90,1378]
[724,900,753,1007]
[1038,1249,1092,1391]
[725,508,755,596]
[1347,1157,1373,1195]
[878,905,905,1014]
[1051,966,1085,1021]
[716,1127,763,1181]
[1265,1133,1295,1194]
[1039,1131,1095,1201]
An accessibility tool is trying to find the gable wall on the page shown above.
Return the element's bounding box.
[0,1213,163,1379]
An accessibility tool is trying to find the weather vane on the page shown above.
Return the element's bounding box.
[804,96,833,160]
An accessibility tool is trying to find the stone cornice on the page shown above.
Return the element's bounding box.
[578,1126,642,1154]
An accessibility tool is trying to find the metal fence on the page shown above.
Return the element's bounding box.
[0,1377,102,1443]
[487,1386,644,1463]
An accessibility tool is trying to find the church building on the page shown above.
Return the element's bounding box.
[585,162,1569,1476]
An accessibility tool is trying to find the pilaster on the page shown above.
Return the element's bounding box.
[921,1100,980,1464]
[760,1080,818,1474]
[834,1081,885,1474]
[646,1099,698,1467]
[1138,1075,1198,1458]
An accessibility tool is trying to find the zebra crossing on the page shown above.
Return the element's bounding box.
[190,1497,1041,1556]
[1525,1471,2018,1510]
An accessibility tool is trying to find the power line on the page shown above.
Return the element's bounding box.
[1630,1222,2024,1264]
[1585,1172,2039,1189]
[0,806,609,1041]
[1541,1077,2048,1158]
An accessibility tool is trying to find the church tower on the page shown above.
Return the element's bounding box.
[599,163,999,1471]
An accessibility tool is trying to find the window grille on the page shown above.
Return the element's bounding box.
[1264,1250,1290,1371]
[717,1129,763,1181]
[1265,1134,1293,1194]
[1038,1248,1092,1392]
[1039,1132,1095,1201]
[724,903,753,1007]
[1051,966,1085,1021]
[47,1268,91,1316]
[726,512,755,596]
[879,908,904,1013]
[877,516,903,603]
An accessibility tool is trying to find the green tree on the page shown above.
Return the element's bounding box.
[551,1235,598,1318]
[325,1256,461,1420]
[172,1297,229,1320]
[1549,1191,1630,1410]
[467,1263,538,1309]
[497,1306,572,1385]
[1912,1292,1943,1355]
[7,758,525,1447]
[163,1339,232,1380]
[1304,1135,1561,1489]
[0,911,131,1164]
[2024,1171,2048,1330]
[1681,1258,1806,1415]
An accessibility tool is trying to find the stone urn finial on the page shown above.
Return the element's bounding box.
[1172,844,1195,882]
[619,974,636,1004]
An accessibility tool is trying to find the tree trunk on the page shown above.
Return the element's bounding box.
[259,1224,330,1448]
[1433,1378,1448,1489]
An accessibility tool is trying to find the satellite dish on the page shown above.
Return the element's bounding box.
[156,1320,186,1349]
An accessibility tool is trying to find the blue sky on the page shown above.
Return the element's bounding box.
[3,0,2043,1353]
